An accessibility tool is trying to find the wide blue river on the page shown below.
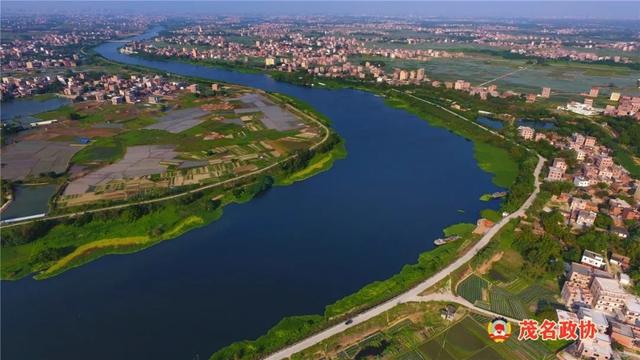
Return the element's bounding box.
[1,29,501,360]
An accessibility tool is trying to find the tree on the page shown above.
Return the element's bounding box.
[576,231,609,254]
[540,210,566,237]
[541,181,573,195]
[594,213,613,229]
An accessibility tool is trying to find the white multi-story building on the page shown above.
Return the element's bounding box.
[582,250,606,269]
[591,277,627,313]
[574,176,590,188]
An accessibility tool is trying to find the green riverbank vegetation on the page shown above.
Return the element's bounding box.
[211,231,479,360]
[0,91,346,280]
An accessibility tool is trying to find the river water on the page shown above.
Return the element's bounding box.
[1,28,502,360]
[1,97,70,126]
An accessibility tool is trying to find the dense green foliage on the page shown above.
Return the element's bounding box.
[541,181,574,195]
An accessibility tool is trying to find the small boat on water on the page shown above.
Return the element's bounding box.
[490,191,508,199]
[434,235,461,246]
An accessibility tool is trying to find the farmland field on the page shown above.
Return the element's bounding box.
[489,287,528,319]
[416,315,552,360]
[457,274,488,304]
[518,285,555,304]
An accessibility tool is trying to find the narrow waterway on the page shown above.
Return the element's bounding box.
[1,28,503,360]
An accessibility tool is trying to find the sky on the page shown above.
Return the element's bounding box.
[2,1,639,19]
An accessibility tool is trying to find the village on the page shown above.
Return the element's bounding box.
[517,124,639,237]
[508,120,640,357]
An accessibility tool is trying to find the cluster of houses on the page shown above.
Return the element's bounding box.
[559,250,639,359]
[604,94,640,121]
[123,38,433,85]
[57,73,194,104]
[1,71,212,104]
[123,25,461,84]
[0,32,108,73]
[1,75,63,100]
[1,57,78,74]
[559,86,640,120]
[508,45,632,64]
[436,80,528,101]
[519,128,639,234]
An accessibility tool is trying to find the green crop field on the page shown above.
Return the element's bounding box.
[489,287,529,319]
[457,275,488,304]
[505,278,530,293]
[416,315,553,360]
[518,285,556,304]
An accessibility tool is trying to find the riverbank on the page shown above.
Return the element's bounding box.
[208,87,536,360]
[0,86,346,280]
[109,51,536,360]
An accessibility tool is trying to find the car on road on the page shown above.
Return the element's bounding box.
[344,319,353,325]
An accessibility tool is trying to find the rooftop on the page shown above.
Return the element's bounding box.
[593,277,625,294]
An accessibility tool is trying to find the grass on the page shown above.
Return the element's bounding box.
[480,194,493,201]
[473,142,519,188]
[480,209,502,222]
[71,137,126,165]
[326,240,468,318]
[36,215,205,279]
[0,191,221,280]
[38,235,151,277]
[443,223,475,237]
[277,140,347,186]
[614,150,640,178]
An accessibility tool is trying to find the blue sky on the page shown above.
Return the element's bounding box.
[2,1,639,19]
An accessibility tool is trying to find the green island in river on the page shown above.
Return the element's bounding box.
[0,70,346,280]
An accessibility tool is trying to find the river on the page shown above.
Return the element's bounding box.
[1,28,502,360]
[1,96,70,126]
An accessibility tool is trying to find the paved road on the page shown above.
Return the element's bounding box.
[479,66,529,87]
[0,98,330,228]
[411,293,519,323]
[264,154,545,360]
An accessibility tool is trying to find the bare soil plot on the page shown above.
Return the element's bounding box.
[234,93,302,131]
[63,145,177,195]
[16,120,120,142]
[0,140,81,180]
[145,108,209,133]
